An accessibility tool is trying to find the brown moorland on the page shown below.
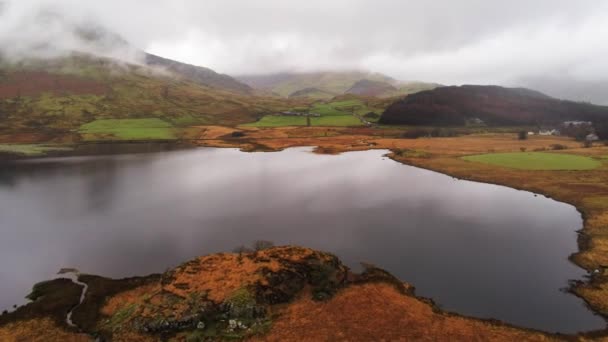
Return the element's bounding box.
[192,126,608,319]
[0,71,109,99]
[0,246,579,341]
[1,128,608,341]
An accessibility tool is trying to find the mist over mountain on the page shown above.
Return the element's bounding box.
[518,76,608,106]
[0,0,606,104]
[238,71,395,97]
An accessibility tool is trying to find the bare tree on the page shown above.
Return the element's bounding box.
[252,240,275,251]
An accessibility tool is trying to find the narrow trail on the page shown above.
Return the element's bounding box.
[57,270,88,328]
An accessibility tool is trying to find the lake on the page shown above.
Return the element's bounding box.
[0,147,604,332]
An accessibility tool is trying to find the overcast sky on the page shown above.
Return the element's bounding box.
[1,0,607,87]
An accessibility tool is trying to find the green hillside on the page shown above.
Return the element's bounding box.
[238,71,440,99]
[238,71,396,98]
[0,55,309,138]
[242,96,387,127]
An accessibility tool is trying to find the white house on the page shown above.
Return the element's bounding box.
[539,129,559,136]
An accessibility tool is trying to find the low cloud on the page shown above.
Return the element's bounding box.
[1,0,607,101]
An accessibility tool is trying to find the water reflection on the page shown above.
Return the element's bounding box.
[0,147,604,333]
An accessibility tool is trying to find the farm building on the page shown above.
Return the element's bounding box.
[538,129,560,136]
[586,133,599,141]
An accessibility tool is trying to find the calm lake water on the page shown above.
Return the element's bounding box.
[0,147,604,332]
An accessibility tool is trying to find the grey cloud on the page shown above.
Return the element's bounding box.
[0,0,607,102]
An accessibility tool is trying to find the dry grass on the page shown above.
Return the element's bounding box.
[3,129,608,341]
[254,283,557,342]
[0,318,90,342]
[197,127,608,317]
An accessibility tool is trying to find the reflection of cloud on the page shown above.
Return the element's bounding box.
[0,168,17,188]
[0,147,598,332]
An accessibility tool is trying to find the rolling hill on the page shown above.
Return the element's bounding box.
[287,87,335,100]
[379,85,608,127]
[238,71,440,99]
[345,79,398,97]
[144,53,252,94]
[75,24,252,94]
[0,54,301,138]
[238,71,395,97]
[0,22,302,138]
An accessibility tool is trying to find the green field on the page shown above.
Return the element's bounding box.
[462,152,602,170]
[310,103,348,116]
[311,99,374,116]
[242,98,381,127]
[79,118,177,140]
[313,115,362,126]
[242,114,362,127]
[0,144,72,156]
[241,116,307,127]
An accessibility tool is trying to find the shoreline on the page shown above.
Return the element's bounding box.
[1,127,607,339]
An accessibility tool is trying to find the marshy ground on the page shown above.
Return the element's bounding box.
[0,246,578,341]
[1,127,608,340]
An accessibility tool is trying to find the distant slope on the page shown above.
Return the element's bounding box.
[288,87,335,99]
[380,85,608,126]
[396,81,443,97]
[13,19,252,95]
[238,71,396,98]
[78,25,252,94]
[144,53,251,94]
[518,76,608,106]
[0,21,282,136]
[345,79,397,97]
[0,55,296,135]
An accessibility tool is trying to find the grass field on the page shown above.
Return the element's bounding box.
[462,152,602,170]
[241,116,307,127]
[242,114,361,127]
[242,98,380,127]
[0,144,71,156]
[79,118,177,140]
[311,99,375,116]
[313,115,362,126]
[310,102,351,116]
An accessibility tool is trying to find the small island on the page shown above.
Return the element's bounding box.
[0,245,579,341]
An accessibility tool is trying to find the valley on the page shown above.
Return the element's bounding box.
[2,35,608,341]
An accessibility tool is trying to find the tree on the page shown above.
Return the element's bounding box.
[233,245,253,254]
[252,240,274,251]
[518,131,528,140]
[596,122,608,141]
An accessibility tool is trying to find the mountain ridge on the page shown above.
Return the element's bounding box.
[379,85,608,127]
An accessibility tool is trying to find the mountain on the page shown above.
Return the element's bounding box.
[345,79,398,97]
[75,25,252,94]
[288,87,335,99]
[0,20,284,136]
[518,76,608,106]
[144,53,252,94]
[0,54,294,136]
[237,71,396,98]
[0,16,251,95]
[379,85,608,126]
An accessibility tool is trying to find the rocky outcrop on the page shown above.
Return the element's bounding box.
[0,246,571,341]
